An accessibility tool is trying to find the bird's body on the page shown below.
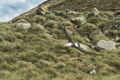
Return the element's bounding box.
[64,42,79,47]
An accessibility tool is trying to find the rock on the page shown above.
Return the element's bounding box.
[71,16,87,25]
[16,23,31,28]
[115,11,120,16]
[95,40,116,50]
[90,30,102,39]
[89,8,99,17]
[103,20,115,31]
[115,36,120,42]
[8,21,12,24]
[37,5,48,15]
[90,30,109,43]
[118,47,120,49]
[79,43,90,50]
[40,5,48,12]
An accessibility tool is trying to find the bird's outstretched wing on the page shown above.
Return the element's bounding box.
[62,24,73,43]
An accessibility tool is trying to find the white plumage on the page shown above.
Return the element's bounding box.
[64,42,79,47]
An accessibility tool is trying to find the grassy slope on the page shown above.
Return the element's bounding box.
[0,0,120,80]
[0,9,120,80]
[49,0,120,11]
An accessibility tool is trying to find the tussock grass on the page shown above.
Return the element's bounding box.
[76,23,97,36]
[0,10,120,80]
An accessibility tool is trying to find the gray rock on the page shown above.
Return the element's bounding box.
[115,36,120,42]
[90,30,102,39]
[95,40,116,50]
[115,11,120,16]
[79,43,90,50]
[71,16,87,25]
[90,8,99,16]
[16,23,31,28]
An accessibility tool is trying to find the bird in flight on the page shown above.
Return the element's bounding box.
[62,24,91,54]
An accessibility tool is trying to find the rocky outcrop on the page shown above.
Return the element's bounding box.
[95,40,116,50]
[37,5,48,15]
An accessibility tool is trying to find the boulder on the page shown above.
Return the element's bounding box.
[95,40,116,50]
[79,43,90,50]
[40,5,48,11]
[16,23,31,28]
[90,30,102,39]
[71,16,87,25]
[115,11,120,16]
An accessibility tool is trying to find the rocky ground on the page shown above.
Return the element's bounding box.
[0,1,120,80]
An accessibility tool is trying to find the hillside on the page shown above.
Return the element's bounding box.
[48,0,120,11]
[11,0,120,22]
[0,0,120,80]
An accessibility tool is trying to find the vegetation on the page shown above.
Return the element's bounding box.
[0,0,120,79]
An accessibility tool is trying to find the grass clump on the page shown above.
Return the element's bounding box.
[0,41,16,52]
[44,20,58,28]
[104,30,118,38]
[87,16,100,24]
[63,21,73,27]
[97,21,106,30]
[17,19,28,23]
[77,23,97,36]
[0,7,120,80]
[92,34,109,43]
[32,15,46,23]
[46,13,58,20]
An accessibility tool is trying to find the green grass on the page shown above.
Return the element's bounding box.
[0,8,120,80]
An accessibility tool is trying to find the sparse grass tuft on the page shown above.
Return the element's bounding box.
[46,13,58,20]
